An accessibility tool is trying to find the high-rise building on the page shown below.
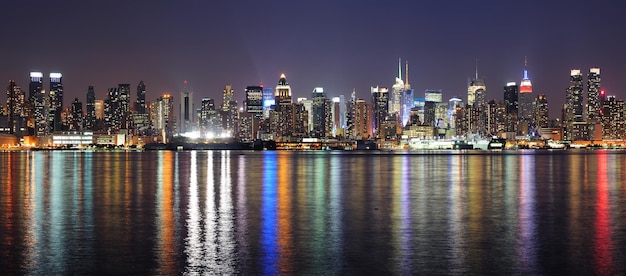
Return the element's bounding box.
[389,58,405,123]
[467,62,486,107]
[354,99,371,139]
[371,86,389,137]
[179,84,194,134]
[601,94,625,140]
[448,97,463,130]
[275,74,292,106]
[262,87,274,119]
[133,81,150,135]
[6,80,25,134]
[504,82,519,133]
[29,72,43,101]
[534,94,549,128]
[150,94,175,141]
[221,84,238,136]
[49,73,63,132]
[565,69,585,140]
[311,87,332,137]
[245,86,263,117]
[85,86,96,130]
[587,68,601,121]
[271,74,294,139]
[402,61,414,127]
[33,88,48,136]
[519,58,534,124]
[118,84,131,129]
[136,81,147,114]
[199,97,221,136]
[94,100,104,120]
[104,87,121,131]
[70,98,83,131]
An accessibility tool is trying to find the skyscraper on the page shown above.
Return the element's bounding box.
[467,61,486,107]
[565,69,585,140]
[601,94,625,140]
[85,85,96,130]
[275,74,292,106]
[70,98,83,131]
[389,58,405,122]
[6,80,25,134]
[503,82,519,133]
[221,84,238,136]
[150,94,175,141]
[245,86,264,117]
[29,72,43,101]
[136,80,147,114]
[179,83,194,134]
[534,94,549,128]
[587,68,601,122]
[519,57,534,124]
[371,86,389,136]
[271,74,294,139]
[118,84,131,129]
[402,61,414,127]
[49,73,63,132]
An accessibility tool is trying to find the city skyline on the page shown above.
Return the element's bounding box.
[1,1,625,119]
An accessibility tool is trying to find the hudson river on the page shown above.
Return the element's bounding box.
[1,150,625,274]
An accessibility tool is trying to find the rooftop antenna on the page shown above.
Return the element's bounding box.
[475,59,479,80]
[405,60,409,86]
[523,56,529,79]
[398,58,402,80]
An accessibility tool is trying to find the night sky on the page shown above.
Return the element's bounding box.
[2,0,626,118]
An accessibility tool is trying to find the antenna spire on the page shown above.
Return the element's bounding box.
[475,59,479,80]
[398,58,402,80]
[405,60,409,86]
[523,56,529,79]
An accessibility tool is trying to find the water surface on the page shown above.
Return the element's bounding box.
[0,150,625,274]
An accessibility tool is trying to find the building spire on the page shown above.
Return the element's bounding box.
[475,58,479,80]
[523,56,529,79]
[405,60,409,86]
[398,58,402,80]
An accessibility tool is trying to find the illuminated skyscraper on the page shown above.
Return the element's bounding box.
[354,99,371,139]
[467,61,486,107]
[504,82,519,133]
[49,73,63,132]
[29,72,43,100]
[179,83,194,134]
[519,57,534,124]
[85,86,96,130]
[6,80,25,134]
[221,84,238,136]
[275,74,292,106]
[534,94,549,128]
[150,94,175,141]
[70,98,83,130]
[565,69,585,140]
[136,80,147,114]
[601,94,625,140]
[311,87,331,137]
[271,74,295,139]
[245,86,263,117]
[587,68,601,121]
[389,58,405,118]
[371,86,389,137]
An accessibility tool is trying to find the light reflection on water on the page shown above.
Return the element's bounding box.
[0,150,625,274]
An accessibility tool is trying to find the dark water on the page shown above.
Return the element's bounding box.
[1,150,625,275]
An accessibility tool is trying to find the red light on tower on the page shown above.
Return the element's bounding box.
[601,90,605,95]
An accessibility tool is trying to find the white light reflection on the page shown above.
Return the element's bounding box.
[185,151,203,272]
[447,154,466,273]
[517,154,537,272]
[217,150,236,274]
